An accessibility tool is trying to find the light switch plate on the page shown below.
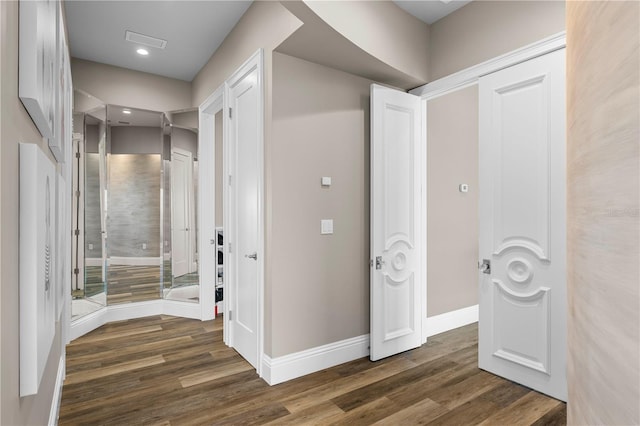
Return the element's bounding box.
[321,176,332,186]
[321,219,333,234]
[459,183,469,193]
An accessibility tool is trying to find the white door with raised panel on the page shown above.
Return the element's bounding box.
[478,49,566,401]
[226,56,261,369]
[370,84,423,361]
[172,147,193,278]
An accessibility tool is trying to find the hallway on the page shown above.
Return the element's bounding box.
[59,317,566,425]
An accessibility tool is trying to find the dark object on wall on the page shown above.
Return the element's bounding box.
[215,287,223,302]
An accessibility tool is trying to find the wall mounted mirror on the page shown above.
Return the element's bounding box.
[71,98,200,322]
[163,110,200,303]
[71,89,107,320]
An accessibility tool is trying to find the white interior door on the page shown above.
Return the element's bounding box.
[227,59,261,369]
[478,48,566,401]
[370,84,422,361]
[172,148,193,278]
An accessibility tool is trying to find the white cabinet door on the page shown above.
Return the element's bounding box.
[370,84,423,361]
[478,49,567,401]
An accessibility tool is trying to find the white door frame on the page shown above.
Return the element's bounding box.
[198,85,223,322]
[410,32,566,341]
[198,49,265,376]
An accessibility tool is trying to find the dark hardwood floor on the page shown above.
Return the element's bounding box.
[59,316,566,425]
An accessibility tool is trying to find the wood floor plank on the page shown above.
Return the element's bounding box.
[324,397,401,425]
[263,401,345,425]
[477,390,562,426]
[281,357,417,413]
[330,356,457,412]
[59,318,566,425]
[372,398,448,425]
[64,354,165,385]
[179,359,254,387]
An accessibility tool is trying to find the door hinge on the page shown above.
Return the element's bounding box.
[75,152,81,159]
[73,268,79,275]
[228,310,232,321]
[228,242,232,253]
[74,229,80,236]
[228,175,232,186]
[228,108,232,119]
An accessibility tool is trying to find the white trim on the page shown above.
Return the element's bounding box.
[198,83,224,323]
[85,257,102,267]
[162,299,201,319]
[48,355,65,426]
[425,305,479,338]
[107,256,162,266]
[420,97,428,344]
[70,299,201,340]
[262,334,370,386]
[410,31,566,100]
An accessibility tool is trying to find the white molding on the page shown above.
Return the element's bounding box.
[48,355,65,426]
[198,81,224,323]
[410,31,566,100]
[84,257,102,267]
[108,256,162,266]
[262,334,370,386]
[70,300,161,340]
[420,97,428,344]
[425,305,479,338]
[69,306,107,341]
[163,300,200,319]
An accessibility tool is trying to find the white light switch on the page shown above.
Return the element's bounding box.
[321,176,332,187]
[459,183,469,193]
[321,219,334,234]
[88,243,93,250]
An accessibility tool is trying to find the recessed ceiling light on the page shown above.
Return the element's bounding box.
[123,109,131,115]
[136,48,149,56]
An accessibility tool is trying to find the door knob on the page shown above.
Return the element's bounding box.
[478,259,491,274]
[245,252,257,260]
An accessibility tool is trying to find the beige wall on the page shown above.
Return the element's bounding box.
[191,1,302,106]
[271,52,371,357]
[567,1,640,424]
[1,1,63,424]
[429,1,565,81]
[427,86,479,317]
[72,58,192,112]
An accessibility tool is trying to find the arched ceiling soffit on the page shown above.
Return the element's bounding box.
[276,1,430,90]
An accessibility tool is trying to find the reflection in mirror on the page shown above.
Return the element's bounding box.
[72,89,107,320]
[106,105,164,304]
[163,109,200,302]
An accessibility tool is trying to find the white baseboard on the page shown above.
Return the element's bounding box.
[425,304,478,339]
[108,257,162,266]
[262,334,370,386]
[85,257,102,267]
[163,300,201,319]
[48,355,65,426]
[70,299,201,340]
